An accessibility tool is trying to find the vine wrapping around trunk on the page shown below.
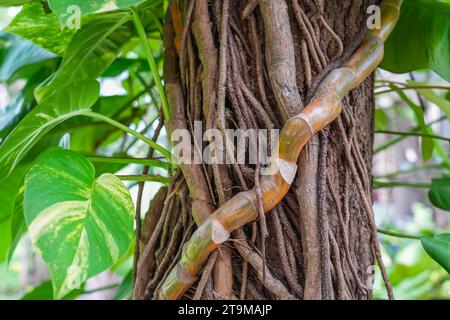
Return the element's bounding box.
[156,0,403,300]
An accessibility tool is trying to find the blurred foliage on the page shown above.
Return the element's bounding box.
[375,204,450,299]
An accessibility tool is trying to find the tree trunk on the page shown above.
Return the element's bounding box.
[134,0,385,300]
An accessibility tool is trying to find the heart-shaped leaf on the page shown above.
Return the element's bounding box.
[428,177,450,211]
[421,233,450,273]
[24,148,134,299]
[0,80,99,182]
[381,0,450,81]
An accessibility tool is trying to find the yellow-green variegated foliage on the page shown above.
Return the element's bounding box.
[24,148,134,299]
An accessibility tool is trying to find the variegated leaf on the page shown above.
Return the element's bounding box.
[48,0,147,25]
[0,80,99,182]
[24,148,134,299]
[4,1,77,56]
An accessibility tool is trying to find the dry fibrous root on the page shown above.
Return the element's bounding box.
[133,171,195,299]
[134,0,401,299]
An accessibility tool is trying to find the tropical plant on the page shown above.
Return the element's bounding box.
[0,0,448,300]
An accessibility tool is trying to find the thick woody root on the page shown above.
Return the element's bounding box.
[155,0,402,300]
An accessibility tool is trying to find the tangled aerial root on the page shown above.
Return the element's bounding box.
[151,0,403,300]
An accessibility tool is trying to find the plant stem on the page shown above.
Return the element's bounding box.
[374,180,431,189]
[375,130,450,143]
[375,85,450,95]
[86,155,169,170]
[377,228,421,240]
[79,111,172,161]
[375,164,442,179]
[374,116,446,153]
[117,174,171,185]
[131,7,170,125]
[82,284,119,295]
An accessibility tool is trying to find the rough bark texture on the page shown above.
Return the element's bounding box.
[135,0,381,300]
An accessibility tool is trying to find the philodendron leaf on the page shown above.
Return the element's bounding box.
[34,11,132,101]
[421,233,450,273]
[24,148,135,299]
[48,0,145,25]
[4,1,76,56]
[0,80,99,182]
[381,0,450,81]
[428,177,450,211]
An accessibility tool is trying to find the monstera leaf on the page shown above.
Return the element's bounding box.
[24,148,135,299]
[381,0,450,81]
[0,80,99,181]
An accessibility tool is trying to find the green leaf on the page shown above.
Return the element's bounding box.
[0,220,11,262]
[34,10,133,101]
[21,280,84,300]
[0,80,99,181]
[4,1,77,56]
[102,57,148,77]
[393,85,434,160]
[375,109,388,131]
[0,165,28,262]
[0,58,59,141]
[429,177,450,211]
[8,186,26,262]
[0,1,32,6]
[24,148,135,299]
[421,233,450,273]
[0,32,55,82]
[381,0,450,81]
[415,88,450,121]
[48,0,145,25]
[113,270,132,300]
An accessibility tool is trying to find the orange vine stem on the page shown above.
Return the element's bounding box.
[157,0,403,300]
